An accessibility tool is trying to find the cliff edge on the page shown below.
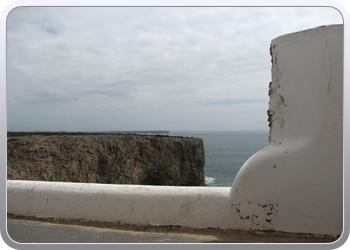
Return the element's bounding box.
[7,134,206,186]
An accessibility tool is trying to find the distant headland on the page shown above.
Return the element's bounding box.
[7,130,171,137]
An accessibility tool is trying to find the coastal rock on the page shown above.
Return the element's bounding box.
[7,135,206,186]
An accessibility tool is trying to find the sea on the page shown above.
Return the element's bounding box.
[169,131,269,187]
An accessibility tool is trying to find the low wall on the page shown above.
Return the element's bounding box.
[7,25,343,236]
[7,180,232,229]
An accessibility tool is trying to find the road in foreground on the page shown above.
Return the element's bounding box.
[5,217,338,244]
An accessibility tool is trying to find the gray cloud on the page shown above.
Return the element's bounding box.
[6,7,343,131]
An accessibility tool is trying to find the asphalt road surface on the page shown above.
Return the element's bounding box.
[5,217,338,244]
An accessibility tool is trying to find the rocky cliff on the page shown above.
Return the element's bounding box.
[7,134,206,186]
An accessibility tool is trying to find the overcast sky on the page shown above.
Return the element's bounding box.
[6,7,343,132]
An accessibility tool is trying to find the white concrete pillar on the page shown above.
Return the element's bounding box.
[229,25,343,235]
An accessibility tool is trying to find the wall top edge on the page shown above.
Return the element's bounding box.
[270,24,344,44]
[7,180,231,191]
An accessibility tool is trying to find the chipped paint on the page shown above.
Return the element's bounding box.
[267,43,288,136]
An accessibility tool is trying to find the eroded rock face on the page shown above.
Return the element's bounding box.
[7,135,206,186]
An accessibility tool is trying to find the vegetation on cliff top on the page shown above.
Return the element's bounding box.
[7,131,197,139]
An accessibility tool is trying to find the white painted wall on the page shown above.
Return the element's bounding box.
[7,25,343,235]
[229,24,343,235]
[7,180,233,229]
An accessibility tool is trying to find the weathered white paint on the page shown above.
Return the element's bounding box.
[7,180,233,229]
[230,24,343,235]
[7,25,343,235]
